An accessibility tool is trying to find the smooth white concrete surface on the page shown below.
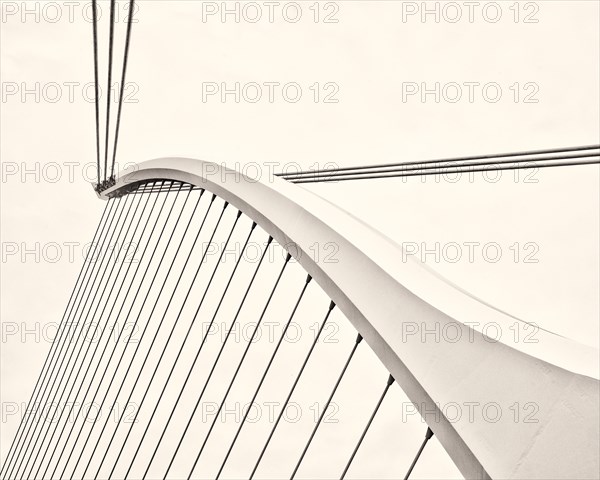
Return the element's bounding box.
[101,158,600,479]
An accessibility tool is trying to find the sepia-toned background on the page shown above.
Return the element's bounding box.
[1,1,598,478]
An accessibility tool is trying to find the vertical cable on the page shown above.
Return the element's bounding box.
[187,252,293,480]
[51,184,188,480]
[290,333,363,480]
[403,427,434,480]
[32,184,161,480]
[102,201,234,479]
[104,0,116,182]
[250,300,336,480]
[39,183,170,480]
[163,235,274,480]
[62,187,197,480]
[24,190,150,479]
[216,274,312,479]
[91,0,101,185]
[15,193,137,480]
[120,209,244,479]
[47,183,183,480]
[70,188,208,479]
[340,374,395,479]
[110,0,136,179]
[4,200,115,480]
[0,201,111,479]
[140,221,258,479]
[6,197,125,480]
[89,196,222,479]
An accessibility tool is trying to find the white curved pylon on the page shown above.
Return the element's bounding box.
[101,158,600,480]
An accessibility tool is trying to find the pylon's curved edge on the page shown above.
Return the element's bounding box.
[100,158,599,480]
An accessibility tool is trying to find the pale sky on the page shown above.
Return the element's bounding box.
[1,1,599,479]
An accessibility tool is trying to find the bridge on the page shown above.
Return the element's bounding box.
[1,157,598,480]
[2,0,599,476]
